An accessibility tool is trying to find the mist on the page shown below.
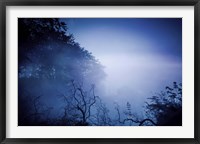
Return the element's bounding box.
[64,18,182,114]
[18,18,182,126]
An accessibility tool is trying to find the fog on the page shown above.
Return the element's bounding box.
[64,18,182,114]
[18,18,182,126]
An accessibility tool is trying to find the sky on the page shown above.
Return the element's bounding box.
[61,18,182,113]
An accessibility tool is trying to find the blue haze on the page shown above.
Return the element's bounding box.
[19,18,182,125]
[61,18,182,115]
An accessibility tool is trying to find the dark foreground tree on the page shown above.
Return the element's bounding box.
[18,18,105,83]
[58,80,98,126]
[18,92,54,126]
[114,82,182,126]
[114,102,156,126]
[18,18,105,126]
[145,82,182,126]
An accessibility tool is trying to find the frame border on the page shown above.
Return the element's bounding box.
[0,0,199,144]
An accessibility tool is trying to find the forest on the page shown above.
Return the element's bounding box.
[18,18,182,126]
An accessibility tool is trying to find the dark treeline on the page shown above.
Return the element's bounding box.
[18,18,182,126]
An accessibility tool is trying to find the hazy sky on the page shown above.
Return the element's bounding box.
[61,18,182,111]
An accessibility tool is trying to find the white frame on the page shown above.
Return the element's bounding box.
[6,6,194,138]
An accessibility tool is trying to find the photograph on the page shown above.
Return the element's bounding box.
[18,18,182,126]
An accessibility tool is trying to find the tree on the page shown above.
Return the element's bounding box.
[69,80,98,125]
[113,82,182,126]
[145,82,182,126]
[92,98,112,126]
[18,18,105,83]
[18,92,53,126]
[114,102,156,126]
[18,18,106,126]
[58,80,106,126]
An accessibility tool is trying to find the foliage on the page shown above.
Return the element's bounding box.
[18,93,54,126]
[18,18,106,126]
[145,82,182,126]
[113,82,182,126]
[18,18,105,83]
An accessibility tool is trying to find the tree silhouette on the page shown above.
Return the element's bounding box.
[91,98,112,126]
[113,82,182,126]
[18,18,105,83]
[18,18,106,126]
[18,92,53,126]
[145,82,182,126]
[70,80,98,125]
[114,103,156,126]
[57,80,98,125]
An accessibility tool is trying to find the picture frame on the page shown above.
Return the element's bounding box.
[0,0,199,143]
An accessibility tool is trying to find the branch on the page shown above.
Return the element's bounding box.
[86,86,97,120]
[139,118,157,126]
[115,105,124,124]
[77,88,87,114]
[33,95,42,114]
